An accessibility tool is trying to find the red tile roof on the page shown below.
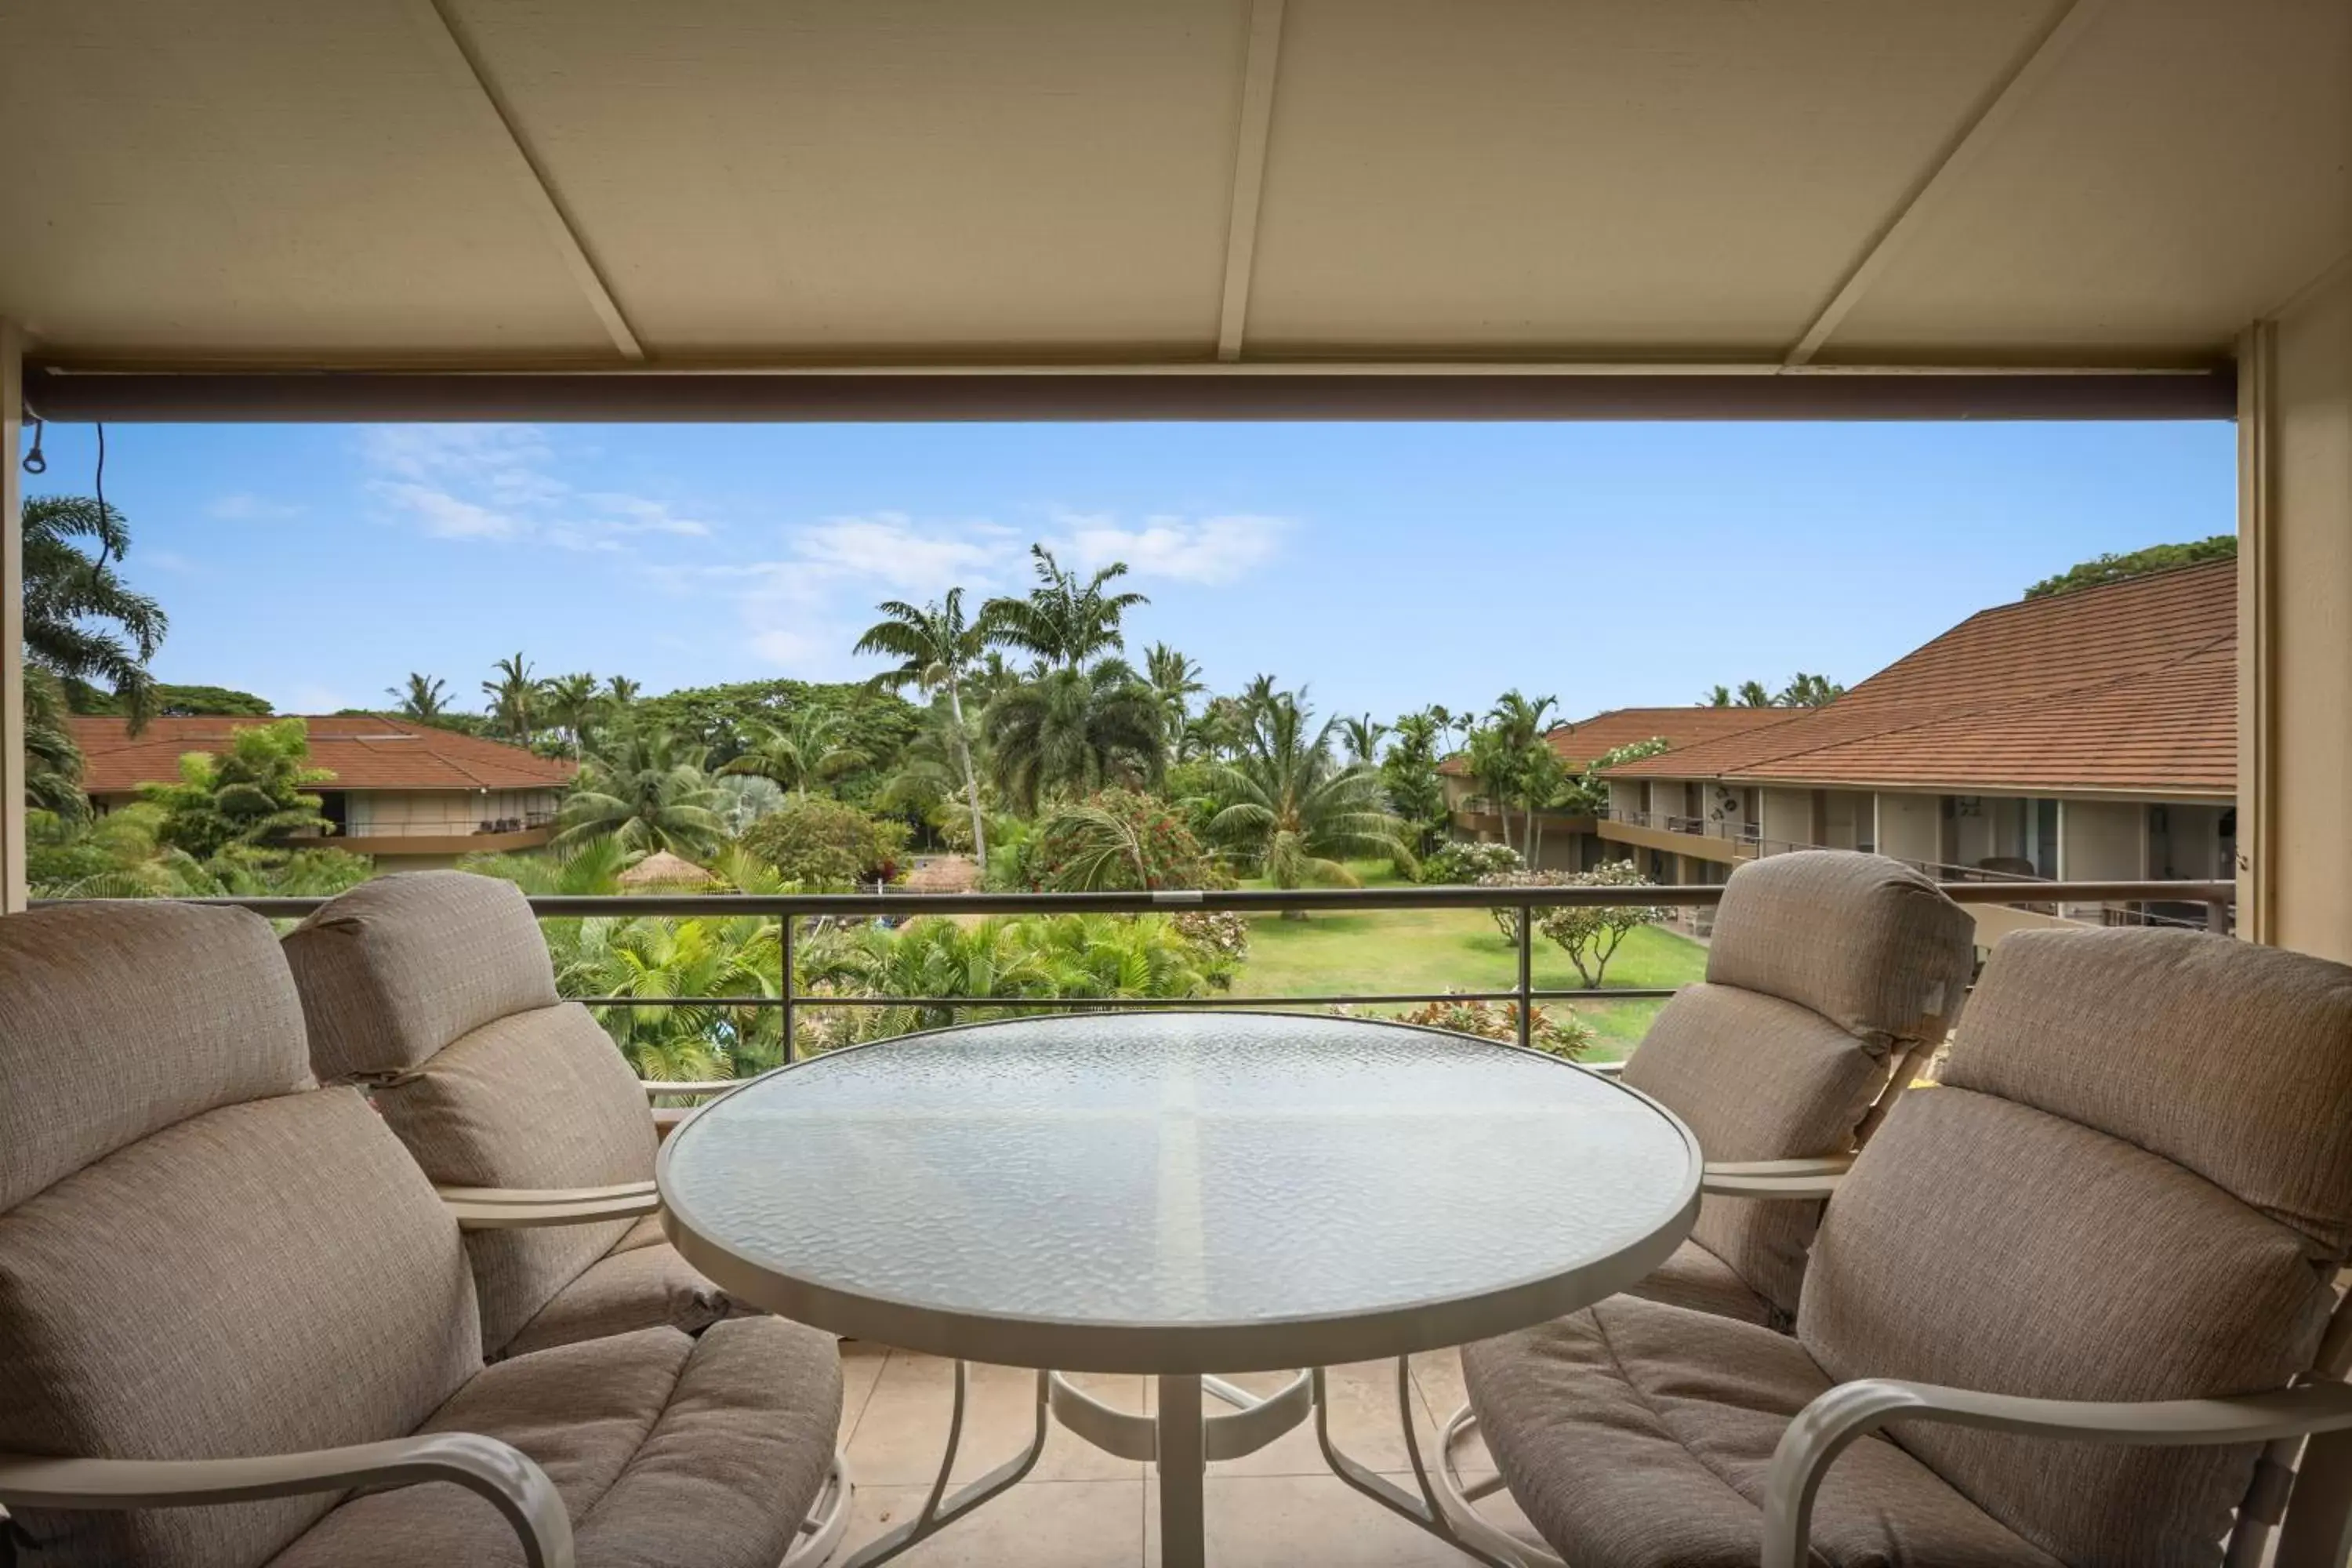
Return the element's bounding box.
[71,714,579,795]
[1438,706,1794,777]
[1605,560,2235,797]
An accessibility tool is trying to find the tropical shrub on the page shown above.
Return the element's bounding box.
[1202,691,1414,903]
[1169,909,1249,984]
[1383,996,1595,1060]
[739,794,909,888]
[1418,840,1523,885]
[139,717,332,858]
[1535,862,1670,989]
[557,724,726,857]
[1031,789,1214,891]
[1475,867,1577,943]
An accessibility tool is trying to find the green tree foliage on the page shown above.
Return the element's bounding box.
[738,794,909,888]
[137,717,332,858]
[1029,789,1214,891]
[539,670,603,756]
[1144,642,1206,750]
[556,725,725,857]
[1203,690,1413,905]
[22,496,167,728]
[632,678,918,800]
[22,669,87,818]
[721,707,869,797]
[482,652,539,743]
[67,680,272,718]
[982,662,1166,815]
[1550,735,1672,816]
[388,673,450,720]
[980,544,1149,670]
[855,588,994,867]
[1534,862,1669,988]
[1705,674,1842,707]
[1380,710,1450,858]
[2024,535,2235,599]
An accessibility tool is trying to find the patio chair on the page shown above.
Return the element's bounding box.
[0,901,843,1568]
[1454,926,2352,1567]
[1616,849,1976,1330]
[281,872,746,1360]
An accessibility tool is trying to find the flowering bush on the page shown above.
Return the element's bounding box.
[1475,867,1579,942]
[1336,995,1595,1060]
[1417,840,1524,885]
[1170,909,1250,985]
[1535,862,1668,988]
[1030,789,1216,892]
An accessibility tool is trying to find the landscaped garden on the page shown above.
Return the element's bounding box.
[23,496,1704,1074]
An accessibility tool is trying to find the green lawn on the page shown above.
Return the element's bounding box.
[1228,862,1704,1062]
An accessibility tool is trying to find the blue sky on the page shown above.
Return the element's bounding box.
[24,418,2234,725]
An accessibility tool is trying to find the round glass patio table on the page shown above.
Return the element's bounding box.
[659,1011,1700,1568]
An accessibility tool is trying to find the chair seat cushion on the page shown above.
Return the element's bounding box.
[268,1317,842,1568]
[1622,1238,1780,1329]
[1459,1297,2060,1568]
[502,1215,746,1359]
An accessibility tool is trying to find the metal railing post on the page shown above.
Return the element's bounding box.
[1515,902,1534,1051]
[781,914,797,1064]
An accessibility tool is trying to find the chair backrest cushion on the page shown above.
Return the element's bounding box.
[0,902,312,1213]
[1704,851,1976,1050]
[0,906,480,1568]
[1621,983,1891,1319]
[284,872,560,1081]
[1797,928,2352,1565]
[368,1003,659,1353]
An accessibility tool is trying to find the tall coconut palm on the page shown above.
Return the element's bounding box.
[982,661,1165,816]
[22,495,167,728]
[1464,724,1523,850]
[1204,691,1412,913]
[854,588,993,868]
[557,725,725,856]
[981,545,1149,670]
[720,707,867,797]
[388,673,451,721]
[604,674,642,707]
[1487,688,1561,860]
[1341,713,1389,764]
[482,653,539,744]
[1143,642,1206,747]
[540,670,602,756]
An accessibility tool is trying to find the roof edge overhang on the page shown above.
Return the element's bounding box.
[21,361,2237,423]
[1610,771,2234,804]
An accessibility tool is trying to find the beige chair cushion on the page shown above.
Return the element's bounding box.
[0,902,311,1210]
[1799,1083,2338,1566]
[369,1004,660,1355]
[1704,851,1976,1050]
[1620,1237,1777,1327]
[1461,1296,2058,1567]
[505,1215,743,1359]
[285,872,561,1080]
[1944,927,2352,1252]
[0,1088,481,1568]
[268,1319,843,1568]
[1621,983,1889,1319]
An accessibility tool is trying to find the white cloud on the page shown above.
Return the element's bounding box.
[791,513,1018,596]
[206,492,303,522]
[1054,511,1287,585]
[357,425,716,553]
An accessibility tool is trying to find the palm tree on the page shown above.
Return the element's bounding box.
[1464,724,1523,850]
[982,662,1165,815]
[1341,713,1389,764]
[1204,691,1412,913]
[604,674,642,706]
[1487,689,1560,860]
[720,707,867,797]
[1143,642,1206,747]
[556,725,725,856]
[388,673,451,721]
[854,589,993,869]
[540,671,602,756]
[482,653,539,744]
[981,545,1149,670]
[800,916,1058,1041]
[22,495,167,728]
[21,666,87,817]
[138,717,334,858]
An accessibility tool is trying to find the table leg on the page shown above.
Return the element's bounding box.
[1157,1373,1207,1568]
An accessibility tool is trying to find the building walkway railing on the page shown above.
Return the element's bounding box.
[143,878,2235,1068]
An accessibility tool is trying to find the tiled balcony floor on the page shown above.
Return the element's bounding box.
[833,1342,1548,1566]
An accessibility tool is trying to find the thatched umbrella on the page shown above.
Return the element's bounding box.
[618,849,719,891]
[903,855,982,895]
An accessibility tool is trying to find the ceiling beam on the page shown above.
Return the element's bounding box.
[405,0,645,362]
[21,366,2235,424]
[1214,0,1287,363]
[1783,0,2106,367]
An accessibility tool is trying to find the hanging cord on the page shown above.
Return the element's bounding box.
[93,422,113,562]
[20,414,44,474]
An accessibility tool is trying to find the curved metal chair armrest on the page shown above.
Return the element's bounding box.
[1700,1169,1846,1200]
[642,1080,738,1102]
[0,1432,574,1568]
[439,1182,662,1231]
[1706,1156,1855,1179]
[1584,1060,1626,1078]
[1761,1377,2352,1568]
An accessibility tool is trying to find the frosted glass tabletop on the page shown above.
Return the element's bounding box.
[658,1011,1699,1373]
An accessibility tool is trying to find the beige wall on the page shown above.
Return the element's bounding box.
[2059,800,2147,881]
[1759,786,1814,848]
[2242,264,2352,960]
[343,789,558,838]
[2,321,21,913]
[1875,791,1940,866]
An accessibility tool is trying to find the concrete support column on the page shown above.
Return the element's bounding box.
[2,321,24,913]
[2239,265,2352,959]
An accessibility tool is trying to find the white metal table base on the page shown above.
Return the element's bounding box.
[831,1359,1524,1568]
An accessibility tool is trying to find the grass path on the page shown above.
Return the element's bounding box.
[1229,862,1704,1062]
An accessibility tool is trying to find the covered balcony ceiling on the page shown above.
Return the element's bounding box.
[1,0,2345,417]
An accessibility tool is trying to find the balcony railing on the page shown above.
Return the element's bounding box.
[135,879,2235,1077]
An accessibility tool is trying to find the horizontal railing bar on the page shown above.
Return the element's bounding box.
[57,878,2234,921]
[577,988,1686,1011]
